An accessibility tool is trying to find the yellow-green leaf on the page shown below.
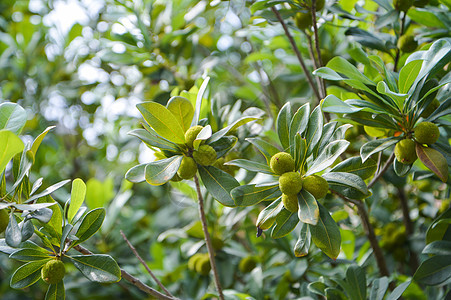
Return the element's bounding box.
[0,130,24,174]
[166,96,194,133]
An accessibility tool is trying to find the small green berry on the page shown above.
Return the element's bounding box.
[239,256,258,273]
[177,156,197,179]
[41,259,65,284]
[282,193,299,212]
[270,152,295,175]
[279,172,303,195]
[414,122,440,145]
[394,139,417,164]
[302,175,329,199]
[193,145,217,166]
[195,256,211,275]
[295,12,312,29]
[185,125,204,148]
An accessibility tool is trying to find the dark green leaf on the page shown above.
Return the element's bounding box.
[73,208,105,247]
[10,259,50,288]
[10,248,51,261]
[144,155,183,186]
[360,137,399,162]
[297,190,319,225]
[271,209,298,239]
[309,203,341,259]
[276,102,292,151]
[331,157,377,180]
[386,281,411,300]
[369,277,389,300]
[45,281,65,300]
[225,159,272,174]
[323,172,370,200]
[231,184,280,207]
[69,254,121,283]
[307,140,350,175]
[246,137,280,164]
[413,255,451,285]
[256,198,283,230]
[198,166,240,207]
[346,265,367,300]
[26,180,71,203]
[210,136,238,158]
[422,241,451,256]
[304,105,323,155]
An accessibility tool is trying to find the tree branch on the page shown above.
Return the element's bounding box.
[394,12,407,72]
[73,244,179,300]
[310,0,326,98]
[271,6,321,102]
[120,230,174,297]
[194,175,225,300]
[368,152,395,189]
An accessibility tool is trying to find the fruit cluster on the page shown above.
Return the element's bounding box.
[270,152,329,212]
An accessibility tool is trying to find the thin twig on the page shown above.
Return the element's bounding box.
[271,6,321,102]
[194,175,225,300]
[394,12,407,72]
[368,152,395,189]
[120,230,173,297]
[305,31,324,96]
[310,0,326,98]
[73,244,178,300]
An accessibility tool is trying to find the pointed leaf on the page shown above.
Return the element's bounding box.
[73,208,105,247]
[69,254,121,283]
[398,60,423,94]
[307,140,350,175]
[360,137,399,162]
[208,116,260,143]
[289,103,310,150]
[10,248,52,261]
[144,155,183,186]
[231,184,280,207]
[68,178,86,224]
[386,281,411,300]
[45,281,65,300]
[323,172,370,200]
[225,159,272,174]
[304,106,323,155]
[256,198,283,230]
[137,102,185,144]
[0,130,24,174]
[276,102,292,151]
[416,144,448,182]
[26,180,71,203]
[166,96,194,133]
[128,128,180,152]
[331,157,377,180]
[297,190,319,225]
[193,125,212,150]
[198,166,240,207]
[30,126,56,158]
[271,209,299,239]
[321,95,363,114]
[413,255,451,285]
[369,277,389,300]
[309,203,341,259]
[294,223,311,257]
[0,103,27,135]
[10,259,50,288]
[125,163,147,183]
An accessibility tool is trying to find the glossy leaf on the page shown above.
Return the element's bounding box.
[331,157,377,180]
[323,172,370,200]
[166,96,194,133]
[276,102,291,151]
[191,77,210,127]
[26,180,71,203]
[5,212,22,247]
[69,254,121,283]
[0,130,24,175]
[416,144,448,182]
[30,126,56,159]
[309,203,341,259]
[10,259,50,289]
[297,190,319,225]
[386,281,411,300]
[294,223,311,257]
[360,137,399,162]
[376,81,407,110]
[413,255,451,285]
[294,135,307,172]
[246,137,280,164]
[304,106,323,156]
[307,140,350,176]
[231,184,280,207]
[398,60,423,94]
[73,208,105,247]
[125,163,147,183]
[210,136,237,158]
[144,155,183,186]
[128,128,180,152]
[271,209,298,239]
[346,265,367,300]
[393,159,412,177]
[289,103,310,149]
[0,102,27,135]
[321,95,363,114]
[313,67,345,81]
[369,277,389,300]
[209,116,260,143]
[225,159,272,174]
[198,166,240,207]
[10,248,51,261]
[193,125,212,150]
[137,102,186,144]
[45,281,65,300]
[422,241,451,256]
[256,198,283,230]
[68,178,86,224]
[37,196,62,241]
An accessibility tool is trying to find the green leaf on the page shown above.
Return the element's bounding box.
[129,127,180,152]
[256,198,283,230]
[294,223,311,257]
[313,67,345,81]
[321,95,363,114]
[416,144,448,182]
[289,103,310,154]
[271,209,299,239]
[209,116,260,143]
[37,196,63,242]
[297,190,319,225]
[426,218,451,245]
[45,281,65,300]
[27,180,71,203]
[307,140,350,175]
[294,135,308,172]
[10,259,50,289]
[327,56,375,85]
[144,155,183,186]
[376,81,407,110]
[407,8,446,28]
[68,179,86,224]
[393,158,412,177]
[344,28,389,53]
[0,103,27,135]
[198,166,240,207]
[413,255,451,285]
[193,125,212,150]
[276,102,292,151]
[360,137,400,162]
[331,157,377,180]
[30,126,56,159]
[398,60,423,94]
[69,254,121,283]
[137,102,186,144]
[369,277,389,300]
[125,164,147,183]
[10,248,51,261]
[309,203,341,259]
[210,136,237,158]
[386,281,411,300]
[5,212,21,247]
[422,241,451,256]
[225,159,272,174]
[325,288,348,300]
[166,96,194,133]
[340,229,356,260]
[73,208,105,247]
[304,105,323,156]
[346,265,367,300]
[0,130,24,174]
[246,137,280,164]
[191,77,210,127]
[323,172,370,200]
[231,184,280,207]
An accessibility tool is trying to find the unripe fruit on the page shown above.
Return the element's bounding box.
[397,35,417,53]
[41,259,65,284]
[282,193,299,212]
[414,122,440,145]
[0,209,8,233]
[193,145,217,166]
[177,156,197,179]
[170,173,183,182]
[239,256,258,273]
[394,0,414,11]
[279,172,303,195]
[185,125,204,148]
[420,98,440,118]
[195,256,211,275]
[295,12,312,30]
[303,175,329,199]
[270,152,295,175]
[188,253,204,271]
[394,139,417,164]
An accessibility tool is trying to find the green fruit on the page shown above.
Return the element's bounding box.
[188,253,204,271]
[420,98,440,118]
[282,193,299,212]
[239,256,258,273]
[295,12,312,29]
[41,259,65,284]
[185,125,204,148]
[170,173,183,182]
[394,0,414,11]
[0,209,9,233]
[279,172,303,195]
[413,0,429,6]
[302,175,329,199]
[195,256,211,275]
[211,236,225,250]
[193,145,217,166]
[414,122,440,145]
[394,139,417,164]
[397,35,418,53]
[177,156,197,179]
[270,152,295,175]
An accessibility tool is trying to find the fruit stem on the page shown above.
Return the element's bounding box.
[194,175,225,300]
[271,6,322,103]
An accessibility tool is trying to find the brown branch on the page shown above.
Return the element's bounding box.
[304,31,324,98]
[120,230,173,297]
[73,245,178,300]
[368,152,395,189]
[271,6,321,102]
[394,12,407,72]
[310,0,326,98]
[194,175,225,300]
